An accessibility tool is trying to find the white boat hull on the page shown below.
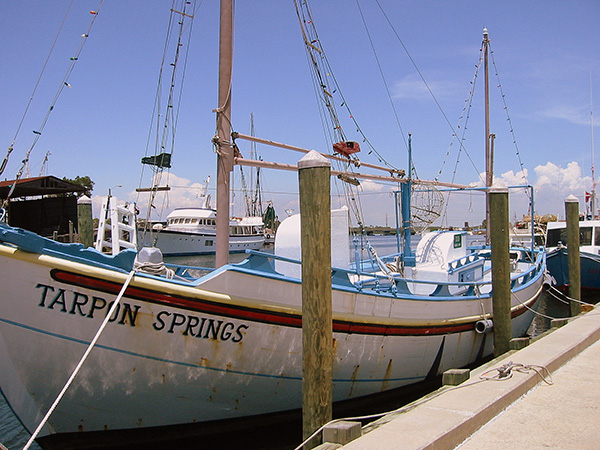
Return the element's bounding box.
[0,231,545,443]
[138,229,265,256]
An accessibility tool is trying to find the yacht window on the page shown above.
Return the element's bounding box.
[581,227,592,246]
[191,218,198,224]
[184,218,191,224]
[595,227,600,246]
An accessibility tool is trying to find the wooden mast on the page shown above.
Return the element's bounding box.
[483,28,493,244]
[216,0,234,267]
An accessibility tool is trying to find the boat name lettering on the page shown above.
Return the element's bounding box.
[36,283,140,326]
[153,310,248,342]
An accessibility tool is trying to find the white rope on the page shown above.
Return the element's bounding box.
[23,269,136,450]
[134,260,175,278]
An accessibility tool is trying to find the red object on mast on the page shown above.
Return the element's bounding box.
[333,141,360,158]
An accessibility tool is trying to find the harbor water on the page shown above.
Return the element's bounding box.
[0,235,574,449]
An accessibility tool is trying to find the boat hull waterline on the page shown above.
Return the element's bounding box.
[0,225,546,443]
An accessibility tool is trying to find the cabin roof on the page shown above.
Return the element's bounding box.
[0,176,87,199]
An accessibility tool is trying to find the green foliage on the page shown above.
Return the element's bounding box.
[63,176,94,196]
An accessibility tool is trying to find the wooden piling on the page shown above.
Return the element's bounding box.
[565,194,581,315]
[77,195,94,248]
[489,187,511,357]
[299,150,332,448]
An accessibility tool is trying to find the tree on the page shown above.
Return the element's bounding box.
[63,176,94,197]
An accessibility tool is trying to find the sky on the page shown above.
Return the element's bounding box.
[1,0,599,229]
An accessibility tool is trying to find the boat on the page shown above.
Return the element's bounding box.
[0,3,546,449]
[545,218,600,292]
[137,177,265,256]
[509,214,557,248]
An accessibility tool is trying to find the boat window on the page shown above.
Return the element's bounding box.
[191,218,198,224]
[185,218,191,224]
[546,228,567,247]
[453,234,462,249]
[595,227,600,246]
[581,227,592,246]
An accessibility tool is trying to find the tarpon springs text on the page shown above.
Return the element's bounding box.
[35,283,248,343]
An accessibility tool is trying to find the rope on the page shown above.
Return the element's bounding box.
[293,359,552,450]
[545,284,596,308]
[23,269,136,450]
[480,361,553,385]
[134,260,175,279]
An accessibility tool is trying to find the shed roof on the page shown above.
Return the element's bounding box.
[0,176,87,199]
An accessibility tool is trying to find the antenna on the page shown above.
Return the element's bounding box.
[591,71,596,218]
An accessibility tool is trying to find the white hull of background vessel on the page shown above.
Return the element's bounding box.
[139,229,265,256]
[0,237,543,438]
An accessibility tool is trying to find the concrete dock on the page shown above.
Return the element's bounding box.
[326,302,600,450]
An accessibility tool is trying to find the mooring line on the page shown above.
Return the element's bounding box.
[293,359,552,450]
[23,269,136,450]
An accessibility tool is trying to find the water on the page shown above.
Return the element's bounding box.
[0,236,577,449]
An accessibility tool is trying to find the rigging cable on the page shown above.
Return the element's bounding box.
[294,0,410,240]
[294,0,368,232]
[373,0,483,184]
[355,0,408,151]
[489,42,529,187]
[2,1,104,208]
[137,0,197,239]
[0,0,75,178]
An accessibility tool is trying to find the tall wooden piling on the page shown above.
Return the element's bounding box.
[565,194,581,315]
[489,187,511,357]
[77,195,93,248]
[299,150,332,447]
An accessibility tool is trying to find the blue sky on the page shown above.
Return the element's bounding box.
[1,0,599,228]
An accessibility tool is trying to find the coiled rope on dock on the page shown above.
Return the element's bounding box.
[479,361,553,384]
[293,359,553,450]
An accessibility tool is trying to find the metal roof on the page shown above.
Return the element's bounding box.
[0,176,87,199]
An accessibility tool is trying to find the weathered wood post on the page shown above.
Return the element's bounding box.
[489,186,511,357]
[299,150,332,448]
[565,194,581,315]
[77,195,94,248]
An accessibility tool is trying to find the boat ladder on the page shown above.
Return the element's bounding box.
[95,196,138,255]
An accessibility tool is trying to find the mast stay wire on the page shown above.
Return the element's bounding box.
[489,43,529,188]
[373,4,527,195]
[354,0,409,154]
[0,0,75,178]
[294,0,370,232]
[2,1,104,209]
[137,0,197,233]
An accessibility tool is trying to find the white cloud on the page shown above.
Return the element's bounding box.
[392,74,461,102]
[532,161,592,217]
[538,105,592,127]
